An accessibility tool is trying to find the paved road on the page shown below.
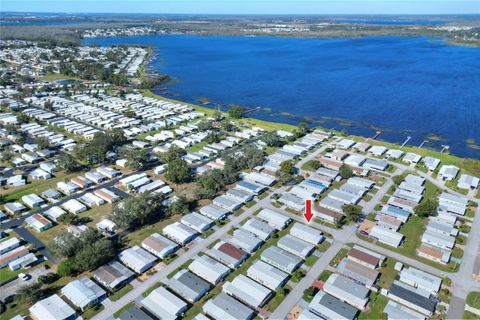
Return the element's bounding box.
[0,264,49,302]
[93,185,288,320]
[269,241,344,319]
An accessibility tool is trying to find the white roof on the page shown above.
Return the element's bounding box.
[142,286,187,319]
[223,274,271,308]
[256,208,291,230]
[189,254,230,284]
[163,222,198,244]
[61,276,106,309]
[29,294,76,320]
[247,260,289,291]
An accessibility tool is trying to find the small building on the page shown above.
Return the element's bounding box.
[369,226,404,248]
[62,199,87,214]
[213,195,243,212]
[256,208,291,230]
[4,202,27,215]
[223,274,272,309]
[458,174,479,190]
[229,229,263,254]
[337,258,379,289]
[207,241,248,269]
[277,234,315,258]
[93,260,135,290]
[57,181,79,195]
[203,292,254,320]
[42,188,62,202]
[30,168,51,180]
[93,188,120,203]
[247,260,289,290]
[236,180,266,195]
[260,246,302,274]
[241,218,276,241]
[199,204,229,220]
[85,171,107,183]
[163,222,198,245]
[61,276,106,310]
[25,214,53,232]
[421,230,455,250]
[142,233,178,259]
[289,223,324,245]
[423,157,440,172]
[314,203,344,224]
[141,286,188,319]
[363,158,389,171]
[29,294,76,320]
[438,165,459,181]
[369,145,387,156]
[347,246,383,269]
[21,194,45,208]
[0,237,21,254]
[118,245,157,273]
[181,212,214,233]
[387,281,437,316]
[189,254,230,285]
[417,244,451,265]
[308,291,358,320]
[403,152,422,164]
[0,245,29,268]
[323,273,370,310]
[70,176,93,189]
[166,269,211,303]
[399,267,442,294]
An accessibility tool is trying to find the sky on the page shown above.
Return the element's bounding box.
[1,0,479,15]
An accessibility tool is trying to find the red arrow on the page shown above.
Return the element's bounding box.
[304,199,313,223]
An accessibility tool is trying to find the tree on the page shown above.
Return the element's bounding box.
[212,110,223,121]
[196,169,227,199]
[392,175,404,186]
[168,196,191,215]
[159,145,186,164]
[56,212,80,225]
[123,110,136,118]
[342,204,362,222]
[261,132,285,147]
[339,164,353,179]
[57,154,81,173]
[415,199,438,217]
[75,239,116,271]
[125,148,150,169]
[165,158,191,183]
[15,283,47,304]
[34,137,50,149]
[57,258,79,277]
[228,105,244,119]
[38,272,59,285]
[49,231,83,258]
[111,192,166,230]
[197,120,213,131]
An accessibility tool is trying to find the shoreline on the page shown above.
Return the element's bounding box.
[142,89,480,178]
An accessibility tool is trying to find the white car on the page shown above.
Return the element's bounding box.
[18,273,29,281]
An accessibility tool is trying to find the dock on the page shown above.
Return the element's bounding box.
[372,131,382,140]
[243,107,260,115]
[401,136,411,148]
[418,140,428,148]
[441,145,450,153]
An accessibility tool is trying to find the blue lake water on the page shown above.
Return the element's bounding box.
[85,35,480,158]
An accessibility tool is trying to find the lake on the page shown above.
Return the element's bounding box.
[85,35,480,158]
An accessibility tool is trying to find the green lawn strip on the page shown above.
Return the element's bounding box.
[39,73,82,81]
[124,215,180,246]
[451,247,464,259]
[109,284,134,302]
[359,293,388,320]
[113,301,135,318]
[304,254,319,267]
[82,304,104,320]
[142,282,162,298]
[466,291,480,308]
[329,248,348,267]
[0,260,48,285]
[438,287,452,303]
[263,285,293,312]
[378,258,399,288]
[317,270,333,282]
[317,241,331,252]
[464,311,480,320]
[301,160,321,172]
[166,259,193,279]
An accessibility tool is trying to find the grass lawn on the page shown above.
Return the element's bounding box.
[318,241,331,252]
[0,171,77,202]
[451,247,464,259]
[378,258,399,288]
[438,287,452,303]
[318,270,333,282]
[109,284,134,301]
[113,301,135,318]
[466,291,480,308]
[82,304,104,320]
[1,300,30,320]
[464,311,480,319]
[263,285,293,312]
[329,248,348,267]
[304,254,319,267]
[359,293,388,320]
[166,259,192,279]
[301,159,321,172]
[0,260,48,285]
[39,73,81,81]
[142,282,162,298]
[124,214,181,246]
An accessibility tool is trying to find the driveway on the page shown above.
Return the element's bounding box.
[0,264,49,302]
